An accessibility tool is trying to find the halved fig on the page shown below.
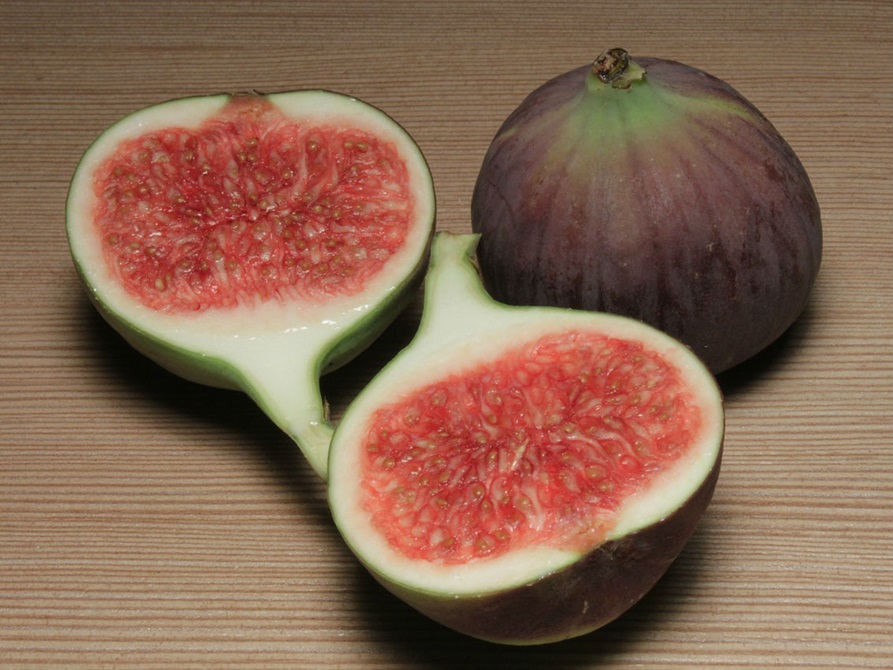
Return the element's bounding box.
[328,232,724,644]
[67,91,435,478]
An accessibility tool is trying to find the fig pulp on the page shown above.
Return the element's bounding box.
[67,91,435,478]
[329,232,724,644]
[472,48,822,373]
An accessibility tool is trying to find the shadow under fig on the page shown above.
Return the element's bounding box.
[716,299,818,399]
[77,296,329,512]
[75,285,426,519]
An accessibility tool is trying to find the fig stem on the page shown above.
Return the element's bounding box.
[592,48,646,89]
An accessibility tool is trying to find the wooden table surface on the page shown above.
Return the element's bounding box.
[2,1,891,668]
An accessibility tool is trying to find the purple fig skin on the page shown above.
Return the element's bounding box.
[373,447,722,645]
[471,53,822,373]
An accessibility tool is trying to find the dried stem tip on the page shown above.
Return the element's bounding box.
[591,48,646,89]
[594,48,631,83]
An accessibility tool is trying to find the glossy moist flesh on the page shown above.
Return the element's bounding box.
[93,97,414,313]
[361,329,703,564]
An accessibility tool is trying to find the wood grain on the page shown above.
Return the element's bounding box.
[1,1,891,668]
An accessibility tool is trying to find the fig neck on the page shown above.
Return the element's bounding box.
[416,233,504,341]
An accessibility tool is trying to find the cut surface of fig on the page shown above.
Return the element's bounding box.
[93,97,414,312]
[67,91,435,478]
[363,330,703,565]
[471,48,822,373]
[329,233,724,644]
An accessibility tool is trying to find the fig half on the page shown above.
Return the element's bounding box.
[67,91,435,478]
[329,232,724,644]
[472,48,822,373]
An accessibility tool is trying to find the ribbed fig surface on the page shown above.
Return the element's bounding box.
[472,49,822,373]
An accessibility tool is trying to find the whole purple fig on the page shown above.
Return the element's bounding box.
[471,48,822,373]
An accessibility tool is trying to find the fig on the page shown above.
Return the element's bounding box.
[66,91,435,478]
[329,232,724,644]
[471,48,822,373]
[69,92,722,645]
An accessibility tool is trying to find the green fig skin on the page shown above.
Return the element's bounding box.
[367,452,720,645]
[472,53,822,373]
